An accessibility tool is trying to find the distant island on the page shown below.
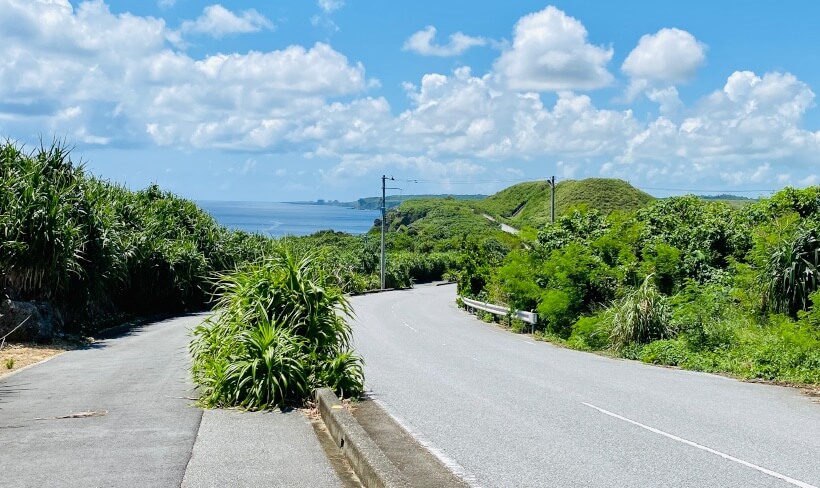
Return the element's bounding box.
[287,194,487,210]
[699,194,756,201]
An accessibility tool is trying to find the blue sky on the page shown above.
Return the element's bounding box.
[2,1,820,201]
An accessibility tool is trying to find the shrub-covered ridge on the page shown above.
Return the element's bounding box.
[459,191,820,385]
[0,139,272,334]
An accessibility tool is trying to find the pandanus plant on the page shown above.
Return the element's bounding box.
[190,247,364,409]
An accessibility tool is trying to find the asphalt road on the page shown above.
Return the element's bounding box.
[0,314,342,488]
[0,315,203,487]
[350,284,820,488]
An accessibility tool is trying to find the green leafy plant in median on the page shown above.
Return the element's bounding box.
[190,248,364,409]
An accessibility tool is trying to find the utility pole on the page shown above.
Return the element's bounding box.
[550,175,556,223]
[380,175,395,289]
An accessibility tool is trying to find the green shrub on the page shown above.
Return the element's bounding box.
[763,226,820,316]
[496,250,541,312]
[671,280,739,351]
[509,317,527,334]
[608,275,672,349]
[640,339,689,366]
[642,243,681,295]
[533,242,616,336]
[617,342,645,360]
[568,315,611,350]
[636,196,750,281]
[478,311,495,322]
[537,289,575,336]
[190,249,365,409]
[223,318,308,409]
[760,186,820,219]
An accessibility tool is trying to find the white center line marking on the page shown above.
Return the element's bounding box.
[402,322,417,332]
[582,402,817,488]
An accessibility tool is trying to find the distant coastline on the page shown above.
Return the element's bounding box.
[286,194,487,211]
[197,201,380,237]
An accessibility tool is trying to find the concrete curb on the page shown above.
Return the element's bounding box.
[315,388,409,488]
[353,288,397,296]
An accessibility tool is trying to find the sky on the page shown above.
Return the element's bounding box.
[2,1,820,202]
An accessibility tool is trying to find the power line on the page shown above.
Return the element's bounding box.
[401,178,776,194]
[637,187,776,194]
[399,177,555,185]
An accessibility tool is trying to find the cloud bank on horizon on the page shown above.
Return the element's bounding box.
[1,0,819,200]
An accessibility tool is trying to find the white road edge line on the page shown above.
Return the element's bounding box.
[403,322,418,332]
[372,398,483,488]
[581,402,817,488]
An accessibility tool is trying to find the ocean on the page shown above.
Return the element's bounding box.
[197,201,381,238]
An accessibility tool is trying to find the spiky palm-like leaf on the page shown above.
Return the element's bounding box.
[609,274,672,349]
[764,227,820,316]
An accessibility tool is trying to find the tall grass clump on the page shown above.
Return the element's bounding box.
[1,138,272,333]
[608,274,672,349]
[0,139,86,300]
[190,248,364,409]
[764,226,820,317]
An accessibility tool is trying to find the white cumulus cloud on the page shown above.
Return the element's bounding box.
[622,28,707,101]
[2,1,820,191]
[403,26,487,57]
[318,0,344,14]
[615,70,819,186]
[0,0,369,149]
[494,6,614,91]
[180,4,273,38]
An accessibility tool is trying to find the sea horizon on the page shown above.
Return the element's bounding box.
[197,200,380,238]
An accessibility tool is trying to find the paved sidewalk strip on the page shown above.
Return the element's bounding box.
[182,408,343,488]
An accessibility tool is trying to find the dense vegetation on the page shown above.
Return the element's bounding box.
[0,140,273,333]
[190,249,364,408]
[459,190,820,384]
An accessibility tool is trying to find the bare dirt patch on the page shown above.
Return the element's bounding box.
[0,341,79,377]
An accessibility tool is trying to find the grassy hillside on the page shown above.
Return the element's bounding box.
[478,178,655,228]
[353,194,486,210]
[379,197,520,253]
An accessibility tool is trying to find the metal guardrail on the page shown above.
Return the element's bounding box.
[461,297,538,325]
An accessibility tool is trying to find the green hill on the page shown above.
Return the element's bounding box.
[479,178,655,228]
[378,197,519,252]
[353,194,485,210]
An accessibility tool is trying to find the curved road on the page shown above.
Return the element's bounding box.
[350,284,820,488]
